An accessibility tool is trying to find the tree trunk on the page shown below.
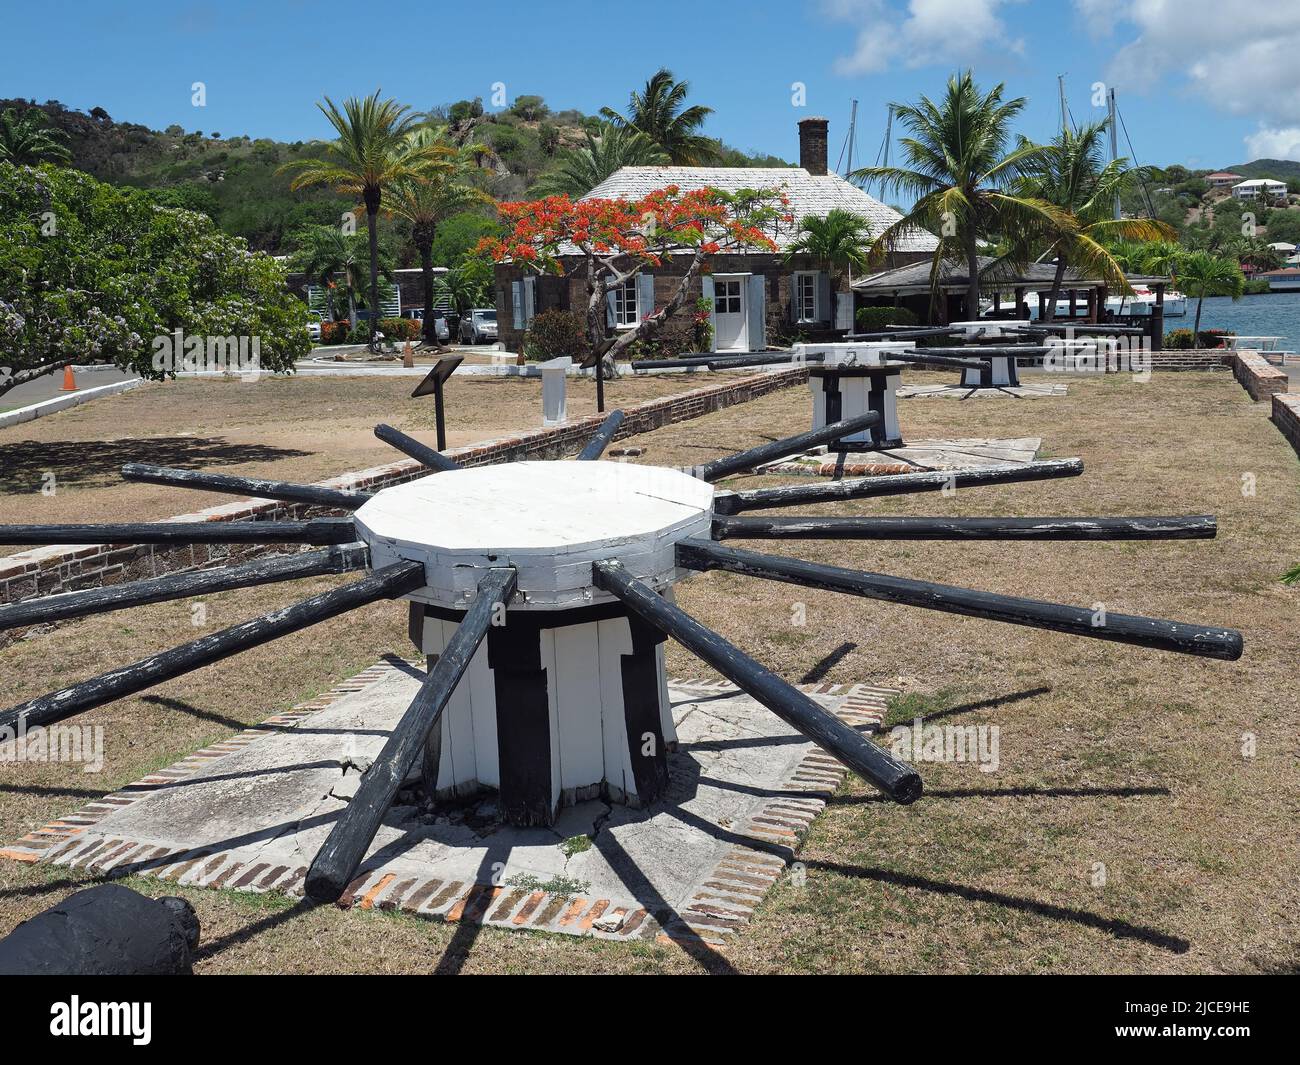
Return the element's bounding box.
[365,192,381,353]
[1193,291,1205,348]
[966,238,981,319]
[347,290,357,331]
[1042,256,1067,324]
[417,232,436,346]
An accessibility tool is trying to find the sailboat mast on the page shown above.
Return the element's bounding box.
[1058,74,1068,135]
[1108,88,1121,220]
[845,98,858,177]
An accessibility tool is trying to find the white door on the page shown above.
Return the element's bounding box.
[713,277,748,352]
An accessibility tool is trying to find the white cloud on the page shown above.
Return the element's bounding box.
[1078,1,1300,126]
[825,0,1026,76]
[1244,126,1300,162]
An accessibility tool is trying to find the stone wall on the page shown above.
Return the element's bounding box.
[0,367,808,615]
[1271,392,1300,456]
[1232,351,1290,400]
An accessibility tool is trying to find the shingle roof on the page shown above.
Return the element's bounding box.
[851,256,1146,293]
[581,166,939,253]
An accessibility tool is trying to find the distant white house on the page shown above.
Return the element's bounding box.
[1232,178,1288,201]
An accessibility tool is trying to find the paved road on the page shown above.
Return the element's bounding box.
[1,366,139,412]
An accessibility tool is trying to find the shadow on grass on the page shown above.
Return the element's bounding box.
[805,859,1191,954]
[0,438,311,493]
[829,784,1172,805]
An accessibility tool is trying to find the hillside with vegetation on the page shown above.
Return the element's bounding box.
[0,86,790,265]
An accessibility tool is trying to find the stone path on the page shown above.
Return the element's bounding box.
[2,658,895,948]
[758,437,1044,478]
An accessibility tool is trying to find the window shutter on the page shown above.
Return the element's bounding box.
[511,281,524,329]
[605,287,617,328]
[788,273,798,323]
[816,272,832,324]
[636,273,655,322]
[747,274,766,351]
[701,275,716,352]
[523,275,536,324]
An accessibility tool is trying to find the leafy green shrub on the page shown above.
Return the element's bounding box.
[379,317,420,342]
[856,305,918,331]
[346,322,372,344]
[523,309,590,361]
[1164,328,1235,349]
[320,321,349,345]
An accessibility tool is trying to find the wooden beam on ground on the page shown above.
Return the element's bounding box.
[576,410,627,461]
[373,423,461,472]
[0,560,426,732]
[121,464,372,510]
[712,514,1218,542]
[675,539,1243,660]
[304,567,518,903]
[0,519,357,546]
[0,543,371,632]
[592,558,922,803]
[712,459,1085,514]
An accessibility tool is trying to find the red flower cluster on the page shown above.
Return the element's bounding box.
[477,185,784,270]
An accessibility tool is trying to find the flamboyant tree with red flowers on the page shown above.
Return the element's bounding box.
[480,185,793,385]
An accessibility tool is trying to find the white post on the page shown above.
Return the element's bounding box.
[541,356,571,426]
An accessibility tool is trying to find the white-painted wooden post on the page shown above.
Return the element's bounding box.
[541,356,571,426]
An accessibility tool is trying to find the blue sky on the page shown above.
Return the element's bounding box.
[4,1,1297,170]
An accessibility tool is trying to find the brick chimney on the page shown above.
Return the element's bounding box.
[798,116,829,176]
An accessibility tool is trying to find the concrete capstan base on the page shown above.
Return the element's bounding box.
[352,461,716,825]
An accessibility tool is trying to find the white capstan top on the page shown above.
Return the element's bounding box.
[353,461,715,610]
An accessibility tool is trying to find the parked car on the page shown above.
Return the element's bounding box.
[305,311,323,342]
[459,308,498,345]
[403,309,451,344]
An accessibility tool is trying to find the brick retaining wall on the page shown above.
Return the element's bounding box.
[1232,351,1290,401]
[1271,392,1300,456]
[0,367,808,614]
[1149,349,1232,372]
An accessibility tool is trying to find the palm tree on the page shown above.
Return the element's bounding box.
[533,124,668,196]
[1014,120,1174,322]
[600,68,718,165]
[1177,250,1245,346]
[290,226,370,328]
[785,209,874,303]
[385,126,491,345]
[436,259,493,315]
[0,106,72,165]
[851,71,1066,319]
[279,92,448,350]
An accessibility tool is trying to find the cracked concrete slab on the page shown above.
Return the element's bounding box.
[7,661,894,944]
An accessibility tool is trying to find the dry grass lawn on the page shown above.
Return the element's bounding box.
[1,369,1297,974]
[0,370,722,546]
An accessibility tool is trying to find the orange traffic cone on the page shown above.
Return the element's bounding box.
[402,340,414,368]
[61,365,78,391]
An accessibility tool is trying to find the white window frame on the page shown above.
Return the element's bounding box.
[612,278,638,328]
[793,270,819,323]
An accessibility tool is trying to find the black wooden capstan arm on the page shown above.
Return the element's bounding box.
[577,410,626,460]
[591,558,923,804]
[712,459,1085,514]
[305,567,518,903]
[0,518,357,546]
[695,410,883,483]
[0,543,371,633]
[675,539,1243,660]
[121,463,373,510]
[711,514,1218,542]
[0,560,426,732]
[373,423,462,472]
